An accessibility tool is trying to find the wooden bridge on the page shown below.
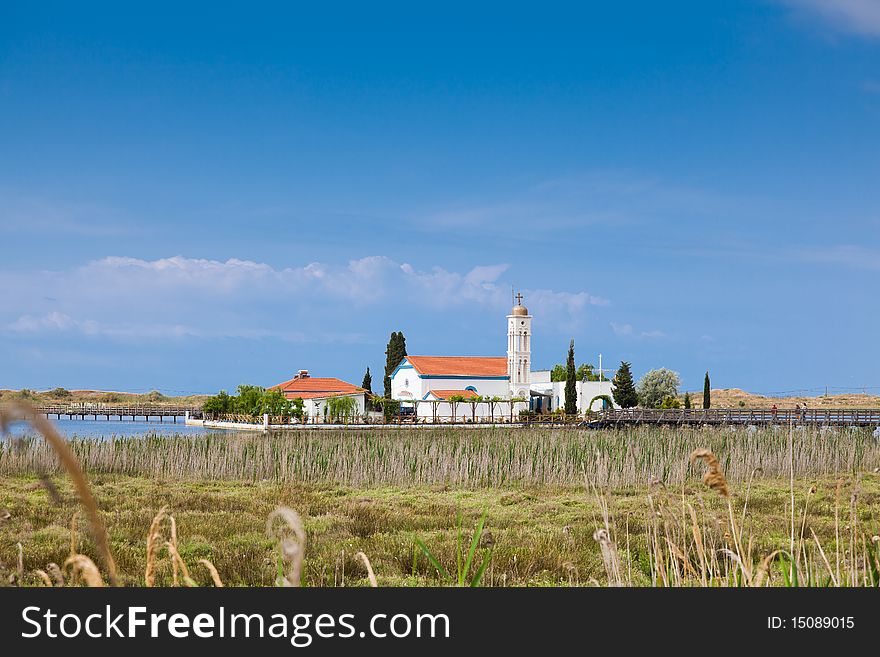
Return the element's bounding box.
[36,405,201,423]
[593,407,880,427]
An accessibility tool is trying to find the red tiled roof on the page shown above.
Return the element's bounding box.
[405,356,508,377]
[426,389,481,400]
[269,376,365,400]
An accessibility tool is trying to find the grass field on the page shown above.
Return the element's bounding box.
[2,424,880,587]
[1,473,878,587]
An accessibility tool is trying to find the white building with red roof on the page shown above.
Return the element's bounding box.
[269,370,367,421]
[390,294,616,420]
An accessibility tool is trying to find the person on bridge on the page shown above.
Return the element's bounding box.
[771,404,778,422]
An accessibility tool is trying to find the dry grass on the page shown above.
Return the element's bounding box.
[681,388,880,409]
[3,424,878,488]
[1,400,118,584]
[2,400,880,587]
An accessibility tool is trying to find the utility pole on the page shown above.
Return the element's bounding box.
[596,353,613,382]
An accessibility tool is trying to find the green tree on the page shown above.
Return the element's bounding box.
[703,371,711,409]
[637,369,681,409]
[261,388,292,418]
[447,394,467,423]
[660,395,681,409]
[564,339,578,415]
[290,398,305,422]
[551,363,598,382]
[550,364,567,382]
[361,367,372,394]
[203,390,232,416]
[326,395,358,423]
[379,398,400,422]
[235,385,266,418]
[683,391,692,409]
[611,361,639,408]
[383,331,407,397]
[577,363,599,381]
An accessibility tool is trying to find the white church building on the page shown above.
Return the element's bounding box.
[390,294,616,421]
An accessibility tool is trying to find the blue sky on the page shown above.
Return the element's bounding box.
[1,1,878,396]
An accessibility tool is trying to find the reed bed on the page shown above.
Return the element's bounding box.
[2,401,879,587]
[2,425,878,487]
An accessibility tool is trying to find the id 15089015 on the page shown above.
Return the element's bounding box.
[768,617,855,630]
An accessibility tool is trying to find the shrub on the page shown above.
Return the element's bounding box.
[637,369,681,408]
[142,390,168,403]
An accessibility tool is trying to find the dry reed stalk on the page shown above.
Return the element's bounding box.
[145,506,169,587]
[355,551,378,587]
[810,528,839,587]
[0,401,118,585]
[834,480,842,586]
[871,535,880,586]
[690,448,750,583]
[752,549,785,587]
[70,511,79,556]
[625,512,632,585]
[198,559,224,587]
[593,528,623,586]
[690,448,729,497]
[796,485,817,576]
[646,494,665,587]
[17,541,24,586]
[849,484,859,585]
[64,554,105,587]
[739,467,762,543]
[47,562,64,586]
[170,516,179,586]
[788,421,795,585]
[267,507,306,587]
[164,542,196,586]
[687,502,709,586]
[35,569,53,587]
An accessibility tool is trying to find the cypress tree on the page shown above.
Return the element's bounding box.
[361,367,372,394]
[683,391,692,409]
[564,339,578,415]
[383,331,407,397]
[703,371,711,409]
[611,361,639,408]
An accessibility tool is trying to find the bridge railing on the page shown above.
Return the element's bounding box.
[597,407,880,425]
[37,404,199,416]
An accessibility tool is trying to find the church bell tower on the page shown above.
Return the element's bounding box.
[507,292,532,398]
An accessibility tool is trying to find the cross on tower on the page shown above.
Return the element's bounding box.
[515,292,523,305]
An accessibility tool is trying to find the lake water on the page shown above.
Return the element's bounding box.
[5,418,213,440]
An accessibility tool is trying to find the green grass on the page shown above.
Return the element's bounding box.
[2,472,879,586]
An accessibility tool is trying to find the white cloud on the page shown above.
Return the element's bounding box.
[1,255,607,342]
[792,244,880,270]
[781,0,880,37]
[611,322,666,339]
